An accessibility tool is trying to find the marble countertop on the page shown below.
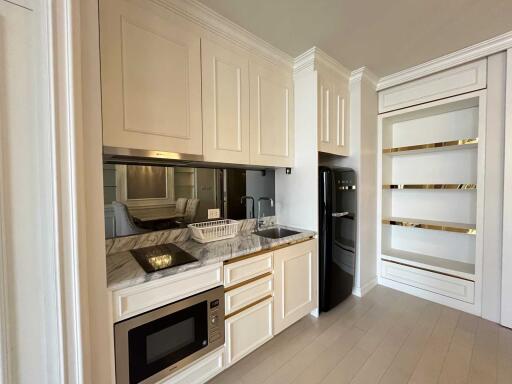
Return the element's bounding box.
[107,225,316,291]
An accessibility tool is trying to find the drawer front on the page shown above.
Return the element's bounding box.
[381,261,475,303]
[225,297,273,366]
[159,347,224,384]
[224,252,273,288]
[112,263,223,322]
[225,273,273,315]
[379,59,487,113]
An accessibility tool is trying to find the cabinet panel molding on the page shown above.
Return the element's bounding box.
[379,59,487,113]
[273,239,318,334]
[202,39,250,163]
[100,0,203,154]
[225,298,273,366]
[249,60,294,167]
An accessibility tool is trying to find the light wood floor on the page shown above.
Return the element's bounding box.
[208,286,512,384]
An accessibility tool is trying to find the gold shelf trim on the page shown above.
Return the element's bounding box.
[382,217,476,235]
[383,138,478,154]
[383,184,476,190]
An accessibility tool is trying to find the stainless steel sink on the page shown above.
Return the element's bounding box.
[253,227,300,239]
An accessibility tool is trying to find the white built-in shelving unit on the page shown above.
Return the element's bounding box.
[378,90,486,311]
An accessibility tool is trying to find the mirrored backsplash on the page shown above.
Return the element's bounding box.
[103,164,275,239]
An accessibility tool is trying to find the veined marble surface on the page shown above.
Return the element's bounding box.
[107,224,316,291]
[105,217,273,255]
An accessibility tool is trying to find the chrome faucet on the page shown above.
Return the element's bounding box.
[257,197,274,230]
[241,196,255,219]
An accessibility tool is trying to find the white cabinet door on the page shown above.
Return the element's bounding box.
[225,297,273,366]
[202,39,250,164]
[318,73,350,156]
[273,239,318,334]
[99,0,203,155]
[249,60,294,167]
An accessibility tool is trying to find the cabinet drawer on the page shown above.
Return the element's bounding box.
[224,252,273,288]
[225,273,273,315]
[379,59,487,113]
[381,260,474,303]
[158,347,224,384]
[112,263,223,322]
[225,297,273,366]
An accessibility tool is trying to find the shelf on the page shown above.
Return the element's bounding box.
[383,184,476,190]
[381,248,475,281]
[382,217,476,235]
[383,138,478,155]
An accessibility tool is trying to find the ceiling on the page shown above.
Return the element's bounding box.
[197,0,512,77]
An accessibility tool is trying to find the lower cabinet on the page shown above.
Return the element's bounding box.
[225,297,273,367]
[273,239,318,334]
[159,347,224,384]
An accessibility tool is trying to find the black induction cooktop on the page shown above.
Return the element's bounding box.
[130,243,198,273]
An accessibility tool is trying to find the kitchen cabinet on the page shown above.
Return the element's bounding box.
[99,0,203,155]
[202,39,250,164]
[250,59,295,167]
[318,70,350,156]
[159,347,224,384]
[225,297,273,366]
[273,239,318,334]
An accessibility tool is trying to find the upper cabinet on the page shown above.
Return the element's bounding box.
[294,48,351,157]
[250,59,295,167]
[99,0,295,167]
[99,0,203,155]
[201,39,250,164]
[317,70,350,156]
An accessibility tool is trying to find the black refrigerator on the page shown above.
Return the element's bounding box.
[319,167,356,312]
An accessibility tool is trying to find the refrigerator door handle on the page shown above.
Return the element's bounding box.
[332,212,350,217]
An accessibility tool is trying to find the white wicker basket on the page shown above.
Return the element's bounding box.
[188,219,240,243]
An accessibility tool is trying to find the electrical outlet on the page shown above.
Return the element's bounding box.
[208,209,220,219]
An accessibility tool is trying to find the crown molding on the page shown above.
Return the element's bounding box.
[377,30,512,91]
[350,66,378,86]
[150,0,293,68]
[293,46,351,79]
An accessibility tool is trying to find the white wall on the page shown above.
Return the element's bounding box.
[0,1,62,382]
[275,71,318,231]
[482,52,506,322]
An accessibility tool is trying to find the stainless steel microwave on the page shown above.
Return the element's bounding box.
[114,286,225,384]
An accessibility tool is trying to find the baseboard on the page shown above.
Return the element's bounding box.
[352,276,378,297]
[310,307,319,318]
[378,276,481,316]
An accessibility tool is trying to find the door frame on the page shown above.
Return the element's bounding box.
[502,49,512,328]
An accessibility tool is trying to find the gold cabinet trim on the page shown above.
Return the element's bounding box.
[224,294,273,319]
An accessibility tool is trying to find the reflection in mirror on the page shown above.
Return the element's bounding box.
[103,164,275,239]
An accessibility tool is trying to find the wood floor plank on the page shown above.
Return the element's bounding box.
[236,295,365,384]
[378,302,442,384]
[467,318,500,384]
[406,306,460,384]
[261,298,375,384]
[321,347,371,384]
[350,293,427,384]
[438,312,478,384]
[497,326,512,384]
[208,286,512,384]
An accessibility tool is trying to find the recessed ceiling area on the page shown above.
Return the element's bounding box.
[197,0,512,77]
